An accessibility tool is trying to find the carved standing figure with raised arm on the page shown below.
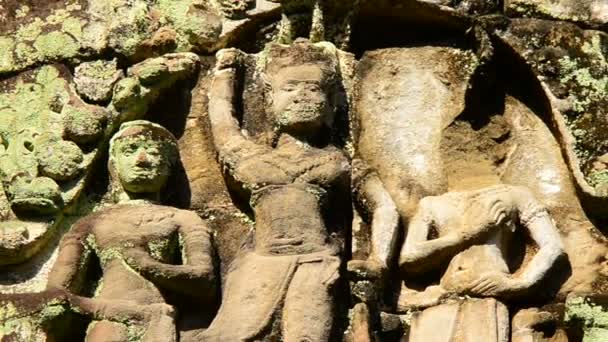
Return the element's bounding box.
[47,120,217,342]
[398,184,564,342]
[198,39,350,341]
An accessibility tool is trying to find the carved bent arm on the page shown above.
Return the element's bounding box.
[124,211,217,300]
[175,210,217,301]
[400,235,464,276]
[399,197,495,275]
[46,221,93,293]
[123,231,216,302]
[208,51,266,173]
[175,210,216,268]
[399,199,461,275]
[352,162,400,268]
[513,206,564,291]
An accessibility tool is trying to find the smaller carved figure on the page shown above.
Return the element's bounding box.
[398,184,564,342]
[47,120,217,342]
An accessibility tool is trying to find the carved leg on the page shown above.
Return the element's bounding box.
[282,261,337,342]
[409,299,509,342]
[85,313,176,342]
[459,298,509,342]
[142,312,177,342]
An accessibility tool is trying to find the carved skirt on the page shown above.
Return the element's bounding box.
[199,250,340,341]
[408,298,509,342]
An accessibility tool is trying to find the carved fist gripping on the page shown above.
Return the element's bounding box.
[347,258,387,281]
[215,48,245,71]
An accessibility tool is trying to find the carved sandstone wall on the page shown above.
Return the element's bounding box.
[1,1,608,341]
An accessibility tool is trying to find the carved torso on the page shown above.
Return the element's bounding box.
[421,185,545,293]
[81,204,185,304]
[231,137,350,254]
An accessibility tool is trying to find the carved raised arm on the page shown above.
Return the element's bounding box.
[208,49,266,173]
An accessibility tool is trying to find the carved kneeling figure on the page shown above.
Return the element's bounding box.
[398,184,564,342]
[47,121,217,342]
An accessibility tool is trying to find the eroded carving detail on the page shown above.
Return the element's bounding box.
[46,121,217,341]
[198,39,350,341]
[2,1,608,341]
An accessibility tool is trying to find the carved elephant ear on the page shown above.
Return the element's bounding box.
[354,46,480,204]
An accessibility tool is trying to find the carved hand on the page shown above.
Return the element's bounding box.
[397,285,448,312]
[465,272,524,298]
[215,48,244,70]
[347,258,387,280]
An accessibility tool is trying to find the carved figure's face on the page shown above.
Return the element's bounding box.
[270,64,334,135]
[112,135,173,194]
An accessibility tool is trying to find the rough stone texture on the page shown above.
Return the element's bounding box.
[496,18,608,219]
[566,294,608,341]
[74,59,124,103]
[505,0,608,27]
[3,1,608,341]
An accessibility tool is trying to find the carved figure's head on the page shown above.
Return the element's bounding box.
[109,121,178,196]
[262,39,339,138]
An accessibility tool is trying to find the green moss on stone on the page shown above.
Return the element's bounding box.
[62,104,106,143]
[15,5,31,19]
[559,56,608,114]
[588,170,608,187]
[107,1,155,58]
[112,77,146,117]
[35,139,84,181]
[584,327,608,342]
[156,0,221,51]
[508,1,588,22]
[0,302,19,321]
[566,296,608,327]
[34,32,79,60]
[136,59,170,86]
[38,304,66,323]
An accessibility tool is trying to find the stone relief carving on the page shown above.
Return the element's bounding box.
[398,185,563,341]
[197,40,349,341]
[1,1,608,341]
[46,120,216,341]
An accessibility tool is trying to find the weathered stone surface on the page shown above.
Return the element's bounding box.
[74,59,124,103]
[3,1,608,341]
[505,0,608,27]
[496,18,608,214]
[0,0,279,76]
[566,294,608,341]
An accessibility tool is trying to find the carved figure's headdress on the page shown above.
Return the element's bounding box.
[260,38,340,87]
[108,120,179,197]
[110,120,178,152]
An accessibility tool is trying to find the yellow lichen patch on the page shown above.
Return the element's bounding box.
[0,37,15,72]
